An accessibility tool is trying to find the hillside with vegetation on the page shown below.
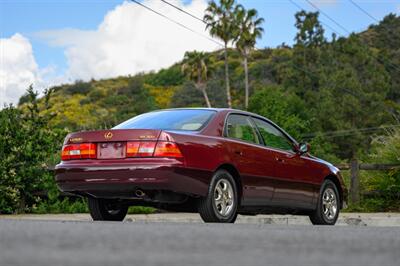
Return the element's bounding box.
[1,8,400,213]
[21,13,399,160]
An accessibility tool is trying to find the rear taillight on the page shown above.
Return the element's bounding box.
[126,141,182,158]
[126,141,157,157]
[137,142,157,157]
[126,142,140,157]
[61,143,96,160]
[154,141,183,158]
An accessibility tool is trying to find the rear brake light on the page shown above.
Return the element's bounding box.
[126,141,182,158]
[126,142,140,157]
[138,142,157,157]
[154,141,183,158]
[61,143,96,160]
[126,141,156,157]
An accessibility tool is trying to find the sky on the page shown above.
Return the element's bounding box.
[0,0,399,107]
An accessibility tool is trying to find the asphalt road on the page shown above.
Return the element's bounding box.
[1,219,399,266]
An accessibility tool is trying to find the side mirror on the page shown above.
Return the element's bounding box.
[298,142,310,154]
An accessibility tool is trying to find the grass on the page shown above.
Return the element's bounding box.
[343,198,400,212]
[32,198,156,214]
[128,206,156,214]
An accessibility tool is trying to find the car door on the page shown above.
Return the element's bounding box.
[251,117,316,208]
[224,114,276,205]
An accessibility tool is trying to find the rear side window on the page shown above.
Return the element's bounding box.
[225,114,260,144]
[114,110,215,131]
[252,118,294,151]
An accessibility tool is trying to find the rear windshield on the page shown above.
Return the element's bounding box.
[113,110,216,131]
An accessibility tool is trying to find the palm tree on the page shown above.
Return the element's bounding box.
[235,7,264,109]
[181,51,212,108]
[204,0,238,108]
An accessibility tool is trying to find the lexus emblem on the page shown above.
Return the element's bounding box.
[104,132,113,139]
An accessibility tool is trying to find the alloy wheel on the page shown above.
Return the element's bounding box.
[322,187,338,220]
[213,178,235,217]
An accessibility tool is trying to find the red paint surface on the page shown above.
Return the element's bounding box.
[55,108,347,210]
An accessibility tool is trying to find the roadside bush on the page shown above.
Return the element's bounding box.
[33,197,89,214]
[0,87,65,213]
[368,130,400,200]
[33,200,156,214]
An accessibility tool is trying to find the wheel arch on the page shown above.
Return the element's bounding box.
[324,175,344,209]
[215,163,242,204]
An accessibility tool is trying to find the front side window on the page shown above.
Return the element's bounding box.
[252,118,294,151]
[225,114,260,144]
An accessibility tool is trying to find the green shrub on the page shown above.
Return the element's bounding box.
[128,206,156,214]
[344,198,389,212]
[368,130,400,200]
[0,87,65,213]
[33,199,156,215]
[32,198,89,214]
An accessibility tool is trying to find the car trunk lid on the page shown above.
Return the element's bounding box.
[62,129,162,160]
[64,129,162,145]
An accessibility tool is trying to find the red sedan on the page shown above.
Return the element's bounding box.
[56,108,347,225]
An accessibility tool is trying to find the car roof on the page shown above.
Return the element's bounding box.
[144,108,298,144]
[173,108,299,145]
[155,107,269,119]
[154,107,254,114]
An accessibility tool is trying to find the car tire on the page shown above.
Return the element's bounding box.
[88,197,128,221]
[309,180,340,225]
[198,170,238,223]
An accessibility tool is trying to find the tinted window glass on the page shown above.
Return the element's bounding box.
[253,118,294,151]
[226,114,260,144]
[114,110,215,131]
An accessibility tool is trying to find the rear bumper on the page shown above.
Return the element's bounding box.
[55,158,212,198]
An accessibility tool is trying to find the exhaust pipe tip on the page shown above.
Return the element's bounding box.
[135,189,145,198]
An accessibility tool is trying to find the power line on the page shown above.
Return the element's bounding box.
[305,0,350,34]
[288,0,341,36]
[285,1,373,103]
[349,0,398,37]
[302,125,400,139]
[287,1,398,105]
[347,0,400,73]
[348,0,379,23]
[282,1,400,141]
[129,0,223,47]
[303,0,400,73]
[160,0,206,24]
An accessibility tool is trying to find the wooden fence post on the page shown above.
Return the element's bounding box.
[350,158,360,204]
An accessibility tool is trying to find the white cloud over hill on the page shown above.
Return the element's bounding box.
[1,0,217,107]
[0,33,40,107]
[38,0,218,81]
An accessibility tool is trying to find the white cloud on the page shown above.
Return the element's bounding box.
[0,33,40,107]
[1,0,217,106]
[0,33,66,108]
[37,0,219,81]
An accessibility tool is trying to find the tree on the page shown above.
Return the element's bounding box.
[248,84,309,140]
[367,129,400,209]
[204,0,239,108]
[291,11,326,95]
[235,7,264,109]
[171,81,205,108]
[0,86,64,213]
[294,11,325,48]
[181,51,212,108]
[113,75,157,124]
[315,34,392,159]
